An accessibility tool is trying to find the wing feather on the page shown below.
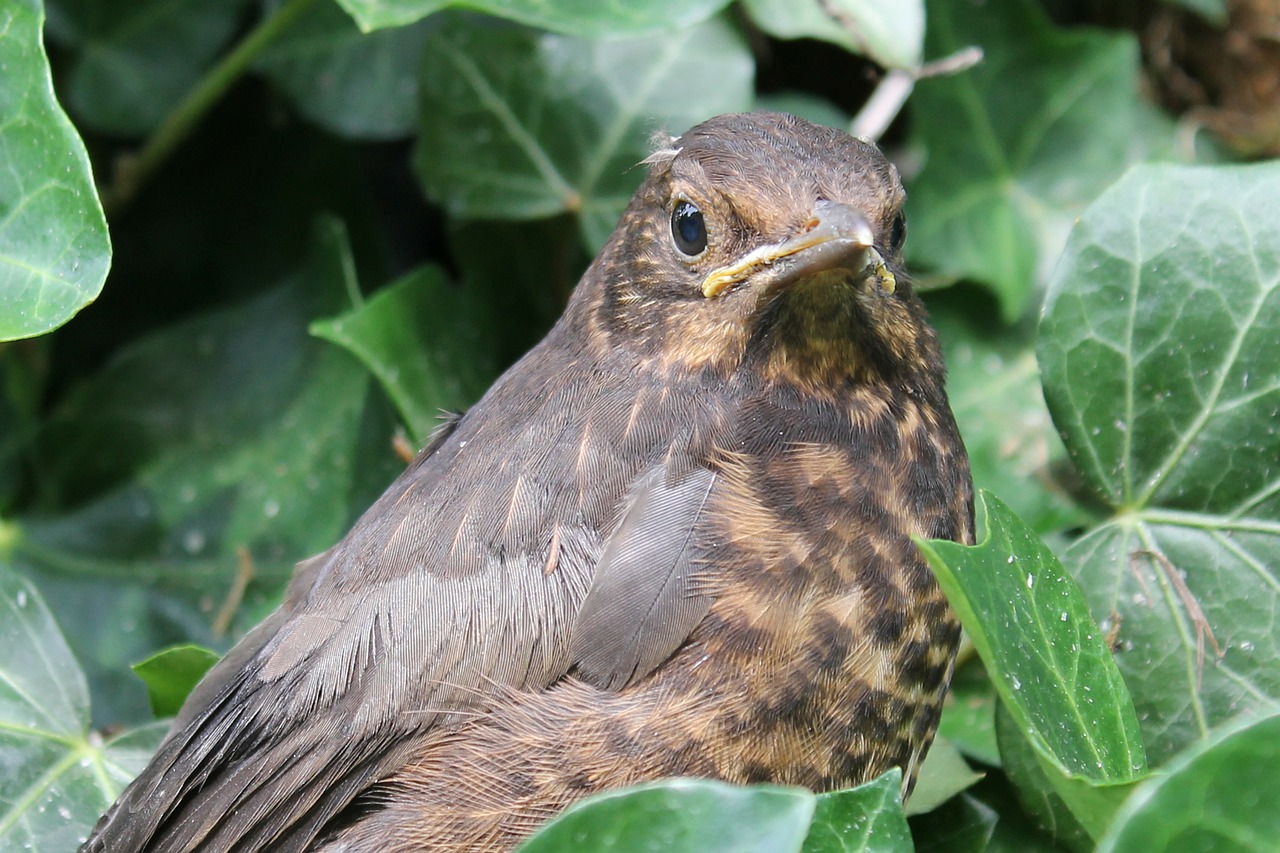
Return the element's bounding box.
[570,466,718,690]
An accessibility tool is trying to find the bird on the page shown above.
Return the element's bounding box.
[83,111,973,853]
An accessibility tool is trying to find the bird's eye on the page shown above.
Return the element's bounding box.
[889,212,907,252]
[670,201,707,257]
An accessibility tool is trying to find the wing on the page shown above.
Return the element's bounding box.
[83,347,726,853]
[570,465,717,690]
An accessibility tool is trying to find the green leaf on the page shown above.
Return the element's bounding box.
[1038,162,1280,764]
[1097,708,1280,853]
[45,0,249,136]
[0,0,111,340]
[921,492,1148,786]
[803,769,912,852]
[256,0,432,140]
[336,0,733,37]
[742,0,923,69]
[905,737,983,817]
[414,12,753,250]
[311,264,500,442]
[907,0,1178,319]
[518,778,815,853]
[0,562,166,849]
[15,219,402,725]
[920,492,1147,838]
[994,701,1091,851]
[130,644,219,718]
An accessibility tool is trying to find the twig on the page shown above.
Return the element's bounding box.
[850,47,984,142]
[212,544,256,638]
[1131,547,1223,688]
[104,0,318,213]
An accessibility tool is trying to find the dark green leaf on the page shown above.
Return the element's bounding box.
[803,769,912,853]
[45,0,249,135]
[414,12,753,249]
[908,0,1178,319]
[130,644,219,718]
[921,492,1148,785]
[0,0,110,340]
[519,778,815,853]
[908,793,998,853]
[0,562,166,849]
[311,264,500,442]
[965,772,1070,853]
[1038,162,1280,764]
[257,0,432,140]
[336,0,733,37]
[1097,708,1280,853]
[741,0,923,68]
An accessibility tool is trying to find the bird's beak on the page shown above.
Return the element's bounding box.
[701,200,895,298]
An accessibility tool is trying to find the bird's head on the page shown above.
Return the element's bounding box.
[573,111,942,394]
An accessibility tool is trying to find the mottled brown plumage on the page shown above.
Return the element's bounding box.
[84,112,973,853]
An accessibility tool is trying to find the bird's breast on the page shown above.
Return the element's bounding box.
[645,386,971,790]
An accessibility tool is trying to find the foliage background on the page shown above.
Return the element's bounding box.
[1,0,1277,849]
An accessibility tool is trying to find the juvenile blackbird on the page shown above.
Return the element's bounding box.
[84,111,973,853]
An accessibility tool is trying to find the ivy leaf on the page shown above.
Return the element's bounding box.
[741,0,923,69]
[130,644,219,718]
[919,492,1147,837]
[994,701,1091,850]
[0,562,166,850]
[1038,162,1280,764]
[414,12,753,250]
[966,774,1068,853]
[0,0,111,340]
[803,770,912,852]
[311,264,500,442]
[518,772,911,853]
[44,0,249,136]
[518,778,815,853]
[921,492,1148,783]
[907,0,1177,319]
[336,0,733,37]
[1096,708,1280,853]
[256,0,433,140]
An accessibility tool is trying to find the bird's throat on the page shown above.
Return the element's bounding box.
[758,276,875,392]
[755,273,935,395]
